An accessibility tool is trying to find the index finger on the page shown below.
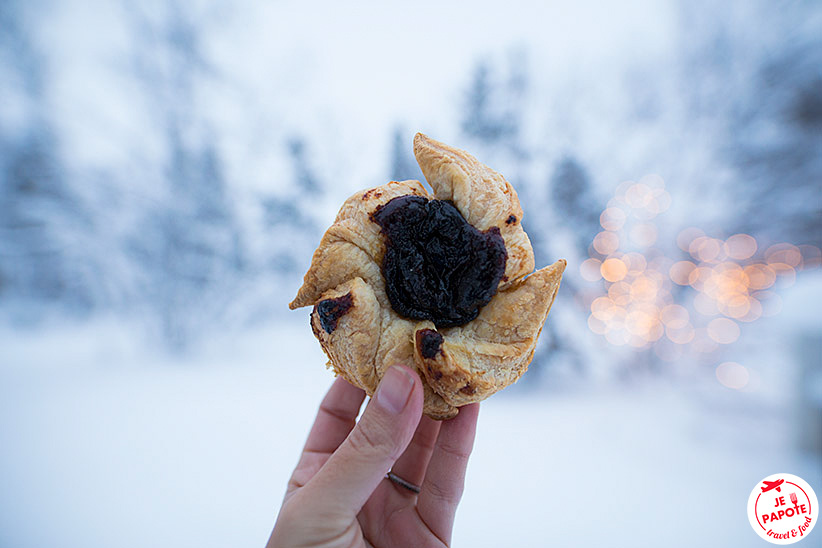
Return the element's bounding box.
[303,377,365,454]
[287,377,365,495]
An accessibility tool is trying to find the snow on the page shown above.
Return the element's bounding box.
[0,320,327,548]
[1,317,819,548]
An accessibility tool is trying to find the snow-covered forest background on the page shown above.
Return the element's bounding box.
[1,1,820,547]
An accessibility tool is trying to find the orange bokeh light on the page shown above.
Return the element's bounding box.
[716,362,749,390]
[600,208,627,231]
[625,309,656,335]
[591,296,614,320]
[630,277,658,301]
[669,261,696,285]
[799,245,822,269]
[737,297,763,322]
[743,264,776,290]
[625,183,653,209]
[588,315,608,335]
[660,304,689,328]
[723,234,757,260]
[677,227,705,252]
[640,173,665,189]
[666,323,695,344]
[766,243,802,267]
[707,318,740,344]
[653,189,671,212]
[718,294,751,319]
[687,266,712,289]
[593,231,620,255]
[608,281,632,306]
[623,252,647,275]
[601,258,628,282]
[646,322,665,342]
[689,237,724,263]
[769,263,797,285]
[580,258,603,282]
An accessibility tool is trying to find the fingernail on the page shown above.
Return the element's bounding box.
[376,366,414,414]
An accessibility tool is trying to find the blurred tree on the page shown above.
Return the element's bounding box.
[550,156,601,253]
[287,137,322,196]
[729,36,822,246]
[124,1,245,348]
[260,136,324,276]
[521,156,599,378]
[0,0,93,311]
[458,55,589,380]
[461,62,518,145]
[676,0,822,247]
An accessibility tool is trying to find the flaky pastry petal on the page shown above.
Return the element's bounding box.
[413,133,535,290]
[413,259,566,407]
[290,180,428,310]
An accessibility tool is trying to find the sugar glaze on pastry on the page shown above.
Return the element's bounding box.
[290,133,566,419]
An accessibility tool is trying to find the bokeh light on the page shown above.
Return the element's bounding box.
[623,252,647,275]
[601,258,628,282]
[707,318,740,344]
[724,234,757,260]
[660,304,689,328]
[765,243,802,267]
[677,227,704,252]
[583,175,817,391]
[691,237,723,263]
[580,258,603,282]
[625,183,652,209]
[669,261,695,285]
[600,208,627,231]
[737,298,763,323]
[755,291,783,317]
[744,264,776,289]
[666,323,695,344]
[715,362,749,390]
[608,281,632,306]
[799,245,822,269]
[593,231,620,255]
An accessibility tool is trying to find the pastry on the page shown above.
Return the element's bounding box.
[290,133,566,419]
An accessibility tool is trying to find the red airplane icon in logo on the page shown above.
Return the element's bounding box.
[761,479,784,493]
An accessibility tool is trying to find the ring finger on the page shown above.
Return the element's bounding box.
[386,415,441,489]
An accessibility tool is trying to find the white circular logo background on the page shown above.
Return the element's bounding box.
[747,473,818,544]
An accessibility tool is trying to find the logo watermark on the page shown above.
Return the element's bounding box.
[747,473,818,544]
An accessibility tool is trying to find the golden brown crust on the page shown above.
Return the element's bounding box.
[309,277,381,393]
[413,133,535,290]
[292,134,565,419]
[417,260,566,407]
[290,180,427,311]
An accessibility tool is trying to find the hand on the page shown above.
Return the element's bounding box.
[266,365,479,548]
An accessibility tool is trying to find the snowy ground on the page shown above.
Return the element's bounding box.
[1,301,819,548]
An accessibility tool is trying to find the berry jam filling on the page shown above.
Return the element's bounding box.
[315,292,354,334]
[416,328,444,359]
[371,195,507,328]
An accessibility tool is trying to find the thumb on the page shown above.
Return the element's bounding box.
[304,365,423,513]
